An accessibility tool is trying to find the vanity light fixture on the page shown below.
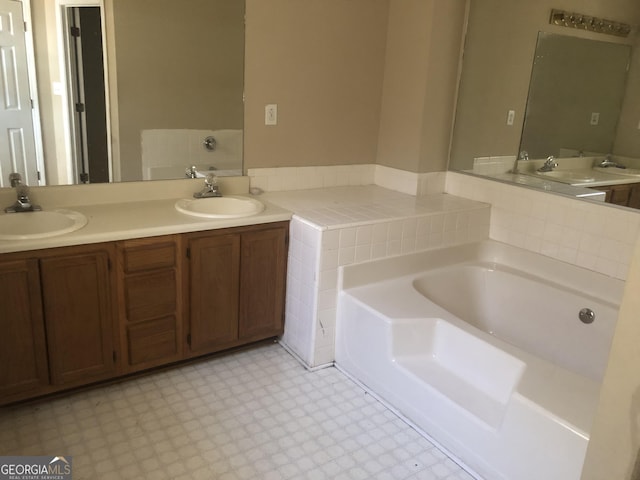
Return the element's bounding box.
[549,9,632,37]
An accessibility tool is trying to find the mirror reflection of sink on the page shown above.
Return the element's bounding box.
[535,170,596,183]
[593,167,640,177]
[175,196,265,219]
[0,209,88,240]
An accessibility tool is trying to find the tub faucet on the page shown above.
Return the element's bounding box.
[537,156,558,172]
[185,165,198,178]
[5,173,41,213]
[193,173,222,198]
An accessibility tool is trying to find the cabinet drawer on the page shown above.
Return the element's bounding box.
[122,240,177,273]
[124,270,177,322]
[127,316,178,365]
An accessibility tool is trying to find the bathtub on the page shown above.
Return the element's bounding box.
[335,240,623,480]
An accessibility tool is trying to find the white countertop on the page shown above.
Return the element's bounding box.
[0,196,292,254]
[1,183,491,254]
[262,185,488,229]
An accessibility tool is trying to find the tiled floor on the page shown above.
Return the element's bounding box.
[0,343,476,480]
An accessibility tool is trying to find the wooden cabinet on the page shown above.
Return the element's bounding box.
[0,243,118,404]
[0,221,289,405]
[117,235,183,372]
[186,233,240,355]
[239,226,287,341]
[0,259,48,402]
[40,246,118,386]
[185,222,288,357]
[594,183,640,209]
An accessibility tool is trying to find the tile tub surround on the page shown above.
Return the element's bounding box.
[262,186,491,367]
[0,343,476,480]
[445,172,640,280]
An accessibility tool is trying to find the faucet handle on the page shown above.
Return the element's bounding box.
[9,172,22,187]
[205,173,217,187]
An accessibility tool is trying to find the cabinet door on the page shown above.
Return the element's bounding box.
[628,184,640,210]
[0,258,49,402]
[609,184,632,206]
[239,225,287,340]
[187,233,240,354]
[40,248,117,385]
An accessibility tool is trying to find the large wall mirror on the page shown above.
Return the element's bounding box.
[449,0,640,209]
[1,0,244,188]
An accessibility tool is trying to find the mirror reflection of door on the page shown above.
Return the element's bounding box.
[64,5,109,184]
[0,0,39,188]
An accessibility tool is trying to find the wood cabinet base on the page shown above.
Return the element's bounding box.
[0,221,289,406]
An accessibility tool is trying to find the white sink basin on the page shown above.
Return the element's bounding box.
[536,170,595,183]
[175,195,264,218]
[0,209,87,240]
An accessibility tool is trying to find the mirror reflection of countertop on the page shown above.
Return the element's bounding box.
[530,168,640,188]
[461,171,607,200]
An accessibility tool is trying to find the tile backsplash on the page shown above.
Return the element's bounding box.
[445,171,640,280]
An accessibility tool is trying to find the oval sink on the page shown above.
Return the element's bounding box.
[175,195,264,219]
[536,170,595,183]
[0,209,87,240]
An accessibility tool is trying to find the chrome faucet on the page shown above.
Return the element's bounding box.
[597,155,624,168]
[5,173,41,213]
[537,156,558,172]
[193,173,222,198]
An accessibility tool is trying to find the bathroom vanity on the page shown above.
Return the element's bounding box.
[0,182,290,406]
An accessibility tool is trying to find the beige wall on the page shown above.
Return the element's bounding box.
[582,234,640,479]
[614,33,640,158]
[244,0,389,170]
[244,0,465,174]
[113,0,244,181]
[450,0,640,170]
[377,0,467,173]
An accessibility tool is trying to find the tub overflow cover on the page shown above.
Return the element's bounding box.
[579,308,595,324]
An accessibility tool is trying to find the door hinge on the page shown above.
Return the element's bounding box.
[112,351,117,363]
[107,257,112,271]
[75,103,85,113]
[186,333,191,346]
[186,247,190,259]
[70,26,80,37]
[37,171,41,181]
[24,21,28,32]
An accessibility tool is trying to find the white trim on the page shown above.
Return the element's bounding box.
[18,0,46,185]
[55,0,111,184]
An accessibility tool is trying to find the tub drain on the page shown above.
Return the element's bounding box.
[579,308,595,324]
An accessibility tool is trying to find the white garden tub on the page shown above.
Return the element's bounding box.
[335,240,624,480]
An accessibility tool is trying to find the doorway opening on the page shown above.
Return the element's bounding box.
[62,4,110,184]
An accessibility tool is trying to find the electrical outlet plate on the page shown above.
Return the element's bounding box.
[265,104,278,125]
